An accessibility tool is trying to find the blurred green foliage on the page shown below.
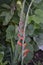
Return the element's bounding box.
[0,0,43,65]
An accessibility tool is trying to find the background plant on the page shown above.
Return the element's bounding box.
[0,0,43,65]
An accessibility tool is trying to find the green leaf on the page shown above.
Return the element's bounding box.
[12,16,19,24]
[1,4,10,9]
[13,45,21,63]
[6,25,15,41]
[24,44,34,64]
[31,9,43,24]
[17,45,21,54]
[28,16,32,24]
[32,41,39,52]
[37,1,43,10]
[28,16,33,24]
[11,38,15,53]
[0,12,7,17]
[34,0,42,4]
[3,61,9,65]
[33,33,43,46]
[26,24,34,36]
[0,61,8,65]
[34,0,43,10]
[25,37,31,43]
[35,9,43,17]
[3,10,14,25]
[0,52,4,62]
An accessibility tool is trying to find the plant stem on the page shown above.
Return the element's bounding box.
[20,0,26,22]
[21,0,34,65]
[11,38,14,53]
[14,0,26,64]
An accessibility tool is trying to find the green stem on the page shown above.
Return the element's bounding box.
[11,38,15,53]
[21,0,34,65]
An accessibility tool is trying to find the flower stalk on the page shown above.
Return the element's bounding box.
[22,0,34,65]
[15,0,34,65]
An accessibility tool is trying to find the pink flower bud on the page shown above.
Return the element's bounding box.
[17,41,22,46]
[23,49,30,57]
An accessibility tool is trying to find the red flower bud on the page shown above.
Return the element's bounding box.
[17,41,22,46]
[23,49,30,57]
[20,37,24,40]
[17,40,27,48]
[17,34,20,37]
[18,34,24,40]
